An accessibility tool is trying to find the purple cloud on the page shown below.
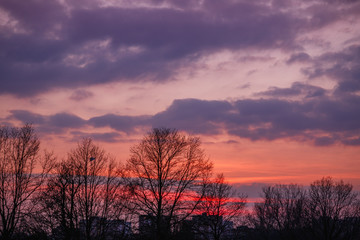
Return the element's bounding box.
[287,52,311,64]
[8,91,360,146]
[2,0,357,96]
[88,114,150,133]
[257,82,326,98]
[70,131,123,143]
[302,45,360,94]
[151,99,233,135]
[149,96,360,145]
[70,90,94,101]
[9,110,86,134]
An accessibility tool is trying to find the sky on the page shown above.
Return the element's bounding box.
[1,0,360,197]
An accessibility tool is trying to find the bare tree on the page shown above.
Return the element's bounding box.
[96,160,132,240]
[195,174,246,240]
[39,138,128,240]
[125,128,213,240]
[0,124,53,240]
[39,159,82,240]
[249,179,360,240]
[308,177,360,240]
[250,184,308,240]
[68,138,109,240]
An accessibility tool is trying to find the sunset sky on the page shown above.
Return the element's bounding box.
[1,0,360,196]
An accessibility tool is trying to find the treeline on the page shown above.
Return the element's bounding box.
[248,179,360,240]
[0,125,359,240]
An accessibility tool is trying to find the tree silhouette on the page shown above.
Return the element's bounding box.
[0,124,53,240]
[69,138,109,240]
[249,179,360,240]
[39,138,128,240]
[39,159,82,240]
[308,177,360,240]
[250,184,308,240]
[125,128,212,240]
[195,174,246,240]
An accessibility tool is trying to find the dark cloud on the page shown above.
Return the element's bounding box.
[287,52,311,64]
[70,131,123,143]
[0,0,66,34]
[302,45,360,94]
[48,113,86,129]
[2,0,359,146]
[232,182,268,199]
[313,136,336,146]
[70,89,94,101]
[152,99,233,135]
[150,97,360,145]
[2,0,355,96]
[257,82,326,98]
[7,93,360,145]
[9,110,46,124]
[88,114,150,133]
[342,137,360,146]
[8,109,149,135]
[9,110,87,134]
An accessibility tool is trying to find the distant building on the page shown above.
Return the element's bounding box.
[187,213,235,240]
[79,216,131,240]
[139,214,156,238]
[138,214,171,239]
[232,225,252,240]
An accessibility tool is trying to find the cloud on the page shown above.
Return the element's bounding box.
[9,110,46,124]
[70,89,94,101]
[302,45,360,94]
[287,52,311,64]
[342,137,360,146]
[2,0,357,96]
[88,114,150,134]
[313,136,336,146]
[2,0,359,146]
[232,182,268,199]
[256,82,326,98]
[150,96,360,145]
[7,93,360,145]
[70,131,123,143]
[48,113,86,129]
[0,0,66,35]
[9,110,87,134]
[151,99,233,135]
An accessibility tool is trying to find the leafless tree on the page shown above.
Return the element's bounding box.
[0,124,53,240]
[125,128,213,240]
[38,159,82,240]
[250,184,308,240]
[68,138,109,240]
[249,178,360,240]
[39,138,128,240]
[308,176,360,240]
[195,173,246,240]
[95,160,131,240]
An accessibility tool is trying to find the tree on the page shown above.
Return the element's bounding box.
[250,184,308,240]
[308,177,360,240]
[68,138,109,240]
[249,178,360,240]
[195,174,246,240]
[0,124,52,240]
[125,128,213,240]
[39,138,128,240]
[38,159,82,240]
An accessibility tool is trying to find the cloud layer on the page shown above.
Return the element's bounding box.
[1,0,360,148]
[1,0,359,96]
[9,87,360,146]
